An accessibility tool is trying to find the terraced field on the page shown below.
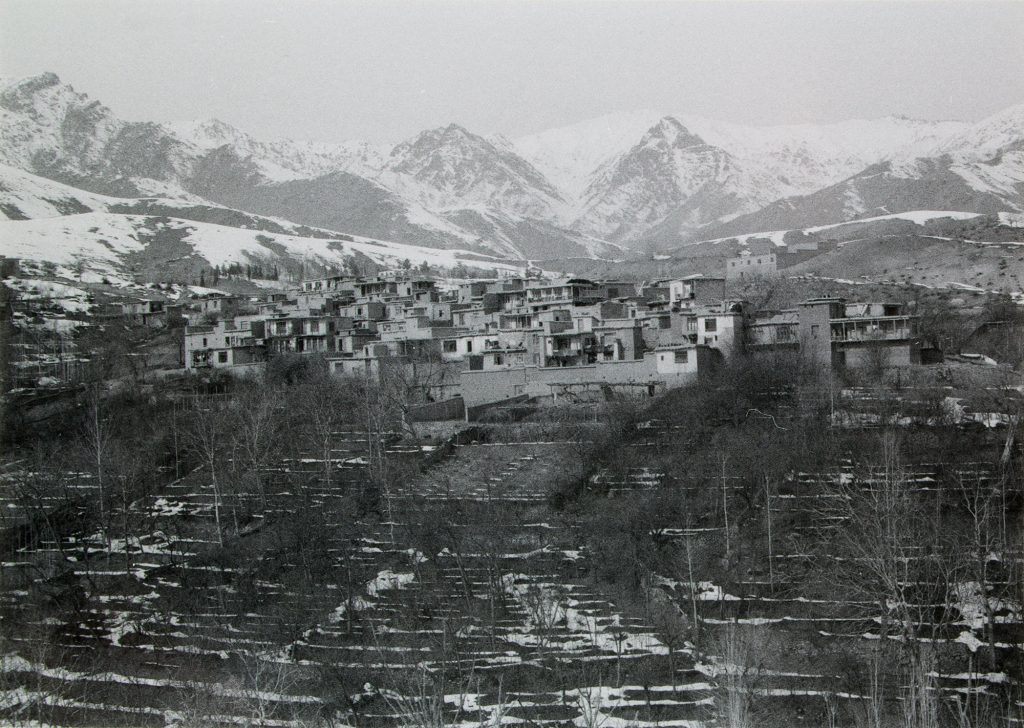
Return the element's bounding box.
[2,415,1021,728]
[592,445,1024,727]
[0,429,720,727]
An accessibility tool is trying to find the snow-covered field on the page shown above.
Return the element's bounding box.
[690,210,986,249]
[0,210,527,278]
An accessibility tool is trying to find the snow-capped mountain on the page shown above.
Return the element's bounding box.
[1,71,1021,263]
[0,72,196,198]
[167,118,386,181]
[571,117,789,244]
[0,164,526,282]
[698,105,1024,240]
[515,110,667,202]
[0,73,613,260]
[929,102,1024,161]
[514,111,970,204]
[381,124,567,218]
[365,123,626,260]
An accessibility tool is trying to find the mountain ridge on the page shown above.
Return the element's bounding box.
[1,71,1022,260]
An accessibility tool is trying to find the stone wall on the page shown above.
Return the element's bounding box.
[459,354,700,407]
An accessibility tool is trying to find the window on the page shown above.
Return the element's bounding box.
[811,325,819,338]
[218,351,228,363]
[466,340,473,352]
[202,337,208,347]
[309,321,320,333]
[704,318,717,332]
[513,384,525,395]
[443,340,457,353]
[674,350,688,363]
[493,354,503,365]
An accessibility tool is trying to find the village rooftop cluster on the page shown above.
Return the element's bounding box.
[169,270,923,415]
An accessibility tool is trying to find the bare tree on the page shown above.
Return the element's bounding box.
[648,589,689,692]
[714,625,769,728]
[81,386,114,546]
[182,395,229,546]
[229,379,283,506]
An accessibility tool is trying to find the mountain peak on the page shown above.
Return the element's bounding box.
[642,116,708,150]
[190,117,245,141]
[1,71,73,113]
[442,122,472,136]
[2,71,62,93]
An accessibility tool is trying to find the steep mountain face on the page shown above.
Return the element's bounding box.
[0,73,196,198]
[197,169,472,252]
[2,71,1021,263]
[370,124,623,259]
[516,113,973,248]
[0,74,602,260]
[0,165,527,282]
[685,115,970,195]
[572,117,787,245]
[382,124,567,219]
[699,106,1024,240]
[514,112,970,205]
[168,118,386,181]
[514,110,666,201]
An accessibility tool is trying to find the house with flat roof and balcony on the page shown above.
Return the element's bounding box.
[669,302,747,359]
[746,310,801,350]
[540,316,601,368]
[668,276,727,309]
[184,317,267,370]
[525,278,605,312]
[749,297,920,369]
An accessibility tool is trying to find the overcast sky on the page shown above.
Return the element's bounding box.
[2,0,1022,144]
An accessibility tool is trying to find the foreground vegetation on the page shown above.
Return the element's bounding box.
[0,350,1021,727]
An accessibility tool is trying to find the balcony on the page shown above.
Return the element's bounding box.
[831,316,914,343]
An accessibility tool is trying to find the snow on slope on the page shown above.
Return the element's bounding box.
[0,211,526,276]
[683,114,969,187]
[0,213,152,271]
[930,102,1024,161]
[692,210,985,248]
[0,163,123,218]
[805,209,983,230]
[514,110,665,200]
[167,118,387,181]
[515,110,971,206]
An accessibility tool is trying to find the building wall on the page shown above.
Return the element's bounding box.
[459,354,702,407]
[839,340,918,368]
[669,278,726,306]
[726,254,777,280]
[797,301,837,367]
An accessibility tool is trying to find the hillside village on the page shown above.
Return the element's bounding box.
[1,254,1021,728]
[175,270,925,416]
[0,12,1023,726]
